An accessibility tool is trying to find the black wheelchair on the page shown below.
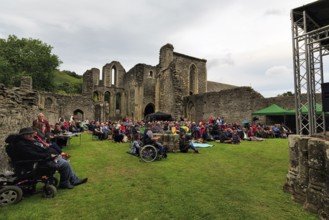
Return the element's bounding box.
[139,141,167,163]
[139,144,166,162]
[0,135,58,206]
[128,140,167,163]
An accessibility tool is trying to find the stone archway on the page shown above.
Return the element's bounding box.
[93,91,99,102]
[73,109,84,121]
[144,103,155,117]
[45,97,54,109]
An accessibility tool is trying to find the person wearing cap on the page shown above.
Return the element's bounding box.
[10,127,88,189]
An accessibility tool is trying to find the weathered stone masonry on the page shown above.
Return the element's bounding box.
[0,77,93,173]
[284,135,329,219]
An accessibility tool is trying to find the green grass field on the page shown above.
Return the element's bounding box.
[1,134,318,220]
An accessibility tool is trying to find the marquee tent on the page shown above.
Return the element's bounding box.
[252,104,289,116]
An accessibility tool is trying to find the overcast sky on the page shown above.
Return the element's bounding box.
[0,0,319,97]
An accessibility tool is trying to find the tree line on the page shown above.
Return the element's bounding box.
[0,35,81,94]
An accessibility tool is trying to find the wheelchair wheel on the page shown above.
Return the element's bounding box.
[140,145,158,162]
[49,177,59,188]
[0,186,23,206]
[42,185,57,198]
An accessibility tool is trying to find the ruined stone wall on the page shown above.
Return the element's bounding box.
[283,135,329,220]
[184,87,267,123]
[159,44,174,70]
[84,62,127,121]
[0,79,95,173]
[158,67,175,115]
[82,68,100,94]
[143,66,156,109]
[156,44,207,119]
[38,92,94,123]
[102,61,127,88]
[124,64,157,120]
[0,84,40,173]
[102,64,112,87]
[267,94,322,110]
[173,52,207,95]
[157,44,176,116]
[124,71,138,119]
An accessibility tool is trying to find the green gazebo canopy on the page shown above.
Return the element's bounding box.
[252,104,288,116]
[252,103,325,116]
[286,103,324,115]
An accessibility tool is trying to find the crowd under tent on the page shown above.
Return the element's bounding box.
[252,103,329,133]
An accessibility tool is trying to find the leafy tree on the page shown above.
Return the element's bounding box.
[277,91,294,97]
[0,35,61,91]
[0,56,14,85]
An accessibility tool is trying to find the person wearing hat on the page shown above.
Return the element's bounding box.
[10,127,88,189]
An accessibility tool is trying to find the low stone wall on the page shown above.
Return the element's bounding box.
[283,135,329,219]
[0,83,39,173]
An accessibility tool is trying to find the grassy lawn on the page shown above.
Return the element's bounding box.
[1,134,318,220]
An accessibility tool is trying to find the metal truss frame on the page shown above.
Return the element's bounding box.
[291,10,329,135]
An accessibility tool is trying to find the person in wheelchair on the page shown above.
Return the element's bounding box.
[9,127,88,189]
[142,124,167,158]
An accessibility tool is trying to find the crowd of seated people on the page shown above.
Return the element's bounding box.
[66,114,294,147]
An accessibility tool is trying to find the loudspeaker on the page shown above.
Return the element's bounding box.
[322,82,329,112]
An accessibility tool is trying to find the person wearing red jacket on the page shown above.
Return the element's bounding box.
[32,113,51,134]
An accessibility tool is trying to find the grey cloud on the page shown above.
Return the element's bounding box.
[264,9,285,16]
[208,53,235,71]
[0,0,310,97]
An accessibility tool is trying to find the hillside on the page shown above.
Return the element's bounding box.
[53,70,82,94]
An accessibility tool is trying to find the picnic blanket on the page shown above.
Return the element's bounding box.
[192,142,213,148]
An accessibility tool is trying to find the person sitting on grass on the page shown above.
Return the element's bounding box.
[231,130,241,144]
[112,123,124,143]
[179,133,199,153]
[93,121,108,141]
[11,127,88,189]
[247,127,264,141]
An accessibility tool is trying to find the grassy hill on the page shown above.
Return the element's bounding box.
[53,70,82,94]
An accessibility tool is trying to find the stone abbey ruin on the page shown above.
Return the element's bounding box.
[0,43,298,133]
[0,43,298,169]
[2,1,329,218]
[0,41,325,218]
